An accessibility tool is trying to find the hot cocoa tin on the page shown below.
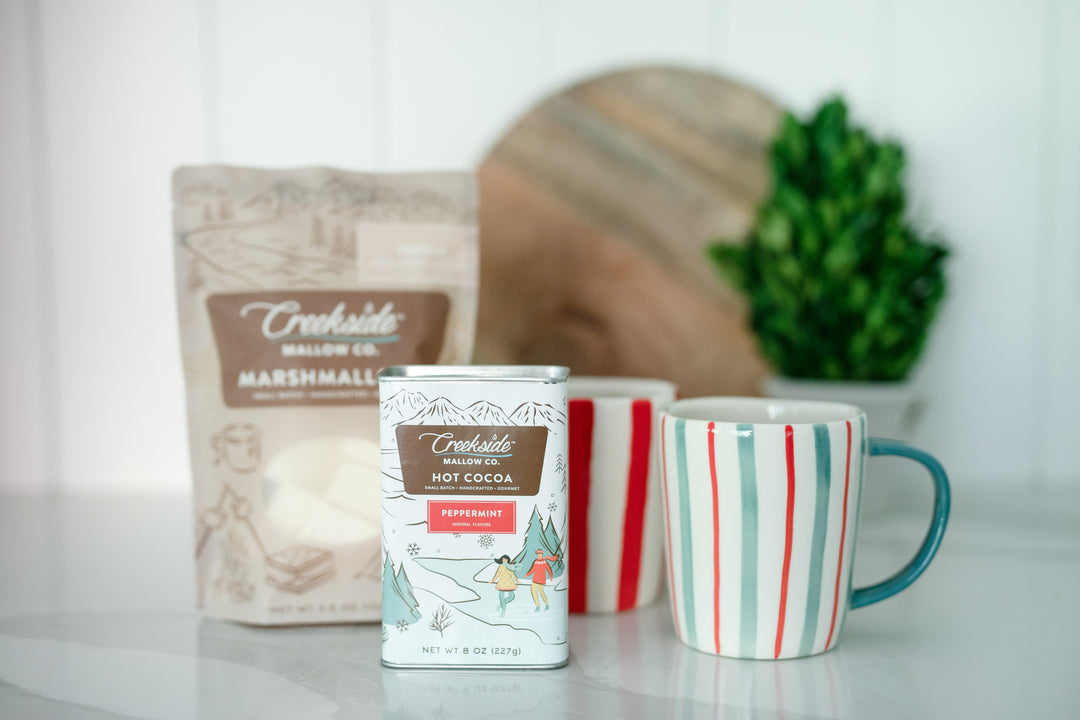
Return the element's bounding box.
[378,365,570,669]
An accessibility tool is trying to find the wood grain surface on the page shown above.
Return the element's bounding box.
[476,66,782,397]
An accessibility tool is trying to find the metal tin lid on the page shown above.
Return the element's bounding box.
[378,365,568,383]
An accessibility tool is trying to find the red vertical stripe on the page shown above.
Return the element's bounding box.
[617,399,652,611]
[659,414,681,638]
[568,399,594,613]
[825,421,853,649]
[707,421,721,654]
[775,425,796,658]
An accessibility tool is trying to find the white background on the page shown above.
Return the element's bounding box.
[1,0,1077,495]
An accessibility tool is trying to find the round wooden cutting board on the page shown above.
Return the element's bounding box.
[476,66,782,397]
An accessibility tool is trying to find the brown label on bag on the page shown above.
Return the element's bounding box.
[395,425,548,496]
[207,291,448,407]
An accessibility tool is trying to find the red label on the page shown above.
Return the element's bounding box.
[427,501,516,534]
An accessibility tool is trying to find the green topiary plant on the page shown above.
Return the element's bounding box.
[709,96,949,382]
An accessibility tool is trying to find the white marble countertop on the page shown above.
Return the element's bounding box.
[1,487,1078,719]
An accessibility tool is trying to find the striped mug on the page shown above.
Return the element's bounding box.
[658,397,949,659]
[567,377,677,613]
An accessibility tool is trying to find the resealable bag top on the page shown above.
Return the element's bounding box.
[173,165,478,624]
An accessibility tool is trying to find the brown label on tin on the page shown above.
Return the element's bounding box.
[396,425,548,496]
[207,291,449,407]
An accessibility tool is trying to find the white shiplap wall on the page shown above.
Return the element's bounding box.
[1,0,1077,495]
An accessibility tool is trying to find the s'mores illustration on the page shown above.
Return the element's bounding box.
[265,545,336,594]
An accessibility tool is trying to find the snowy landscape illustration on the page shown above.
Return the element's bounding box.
[383,506,566,643]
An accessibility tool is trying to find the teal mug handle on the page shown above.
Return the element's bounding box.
[850,439,951,609]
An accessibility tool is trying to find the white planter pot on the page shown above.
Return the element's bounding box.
[761,376,927,518]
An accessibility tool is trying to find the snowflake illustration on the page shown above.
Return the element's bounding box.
[396,619,410,633]
[547,502,558,514]
[452,533,462,539]
[407,542,420,557]
[478,534,494,549]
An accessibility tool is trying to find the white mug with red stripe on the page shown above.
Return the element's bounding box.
[567,376,678,613]
[658,397,950,659]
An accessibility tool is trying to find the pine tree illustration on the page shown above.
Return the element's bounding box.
[381,553,395,605]
[396,564,420,612]
[542,516,562,559]
[311,216,327,248]
[331,225,347,257]
[560,515,568,559]
[381,553,421,627]
[512,507,565,576]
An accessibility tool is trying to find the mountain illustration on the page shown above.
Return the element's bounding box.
[465,401,515,426]
[271,180,316,214]
[402,397,475,425]
[509,402,567,432]
[381,389,430,425]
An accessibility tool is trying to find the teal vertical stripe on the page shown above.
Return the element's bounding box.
[674,419,697,644]
[736,423,758,657]
[799,424,832,656]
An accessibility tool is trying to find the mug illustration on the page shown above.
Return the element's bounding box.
[211,422,262,473]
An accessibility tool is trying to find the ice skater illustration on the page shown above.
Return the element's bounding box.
[525,548,560,611]
[489,554,520,616]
